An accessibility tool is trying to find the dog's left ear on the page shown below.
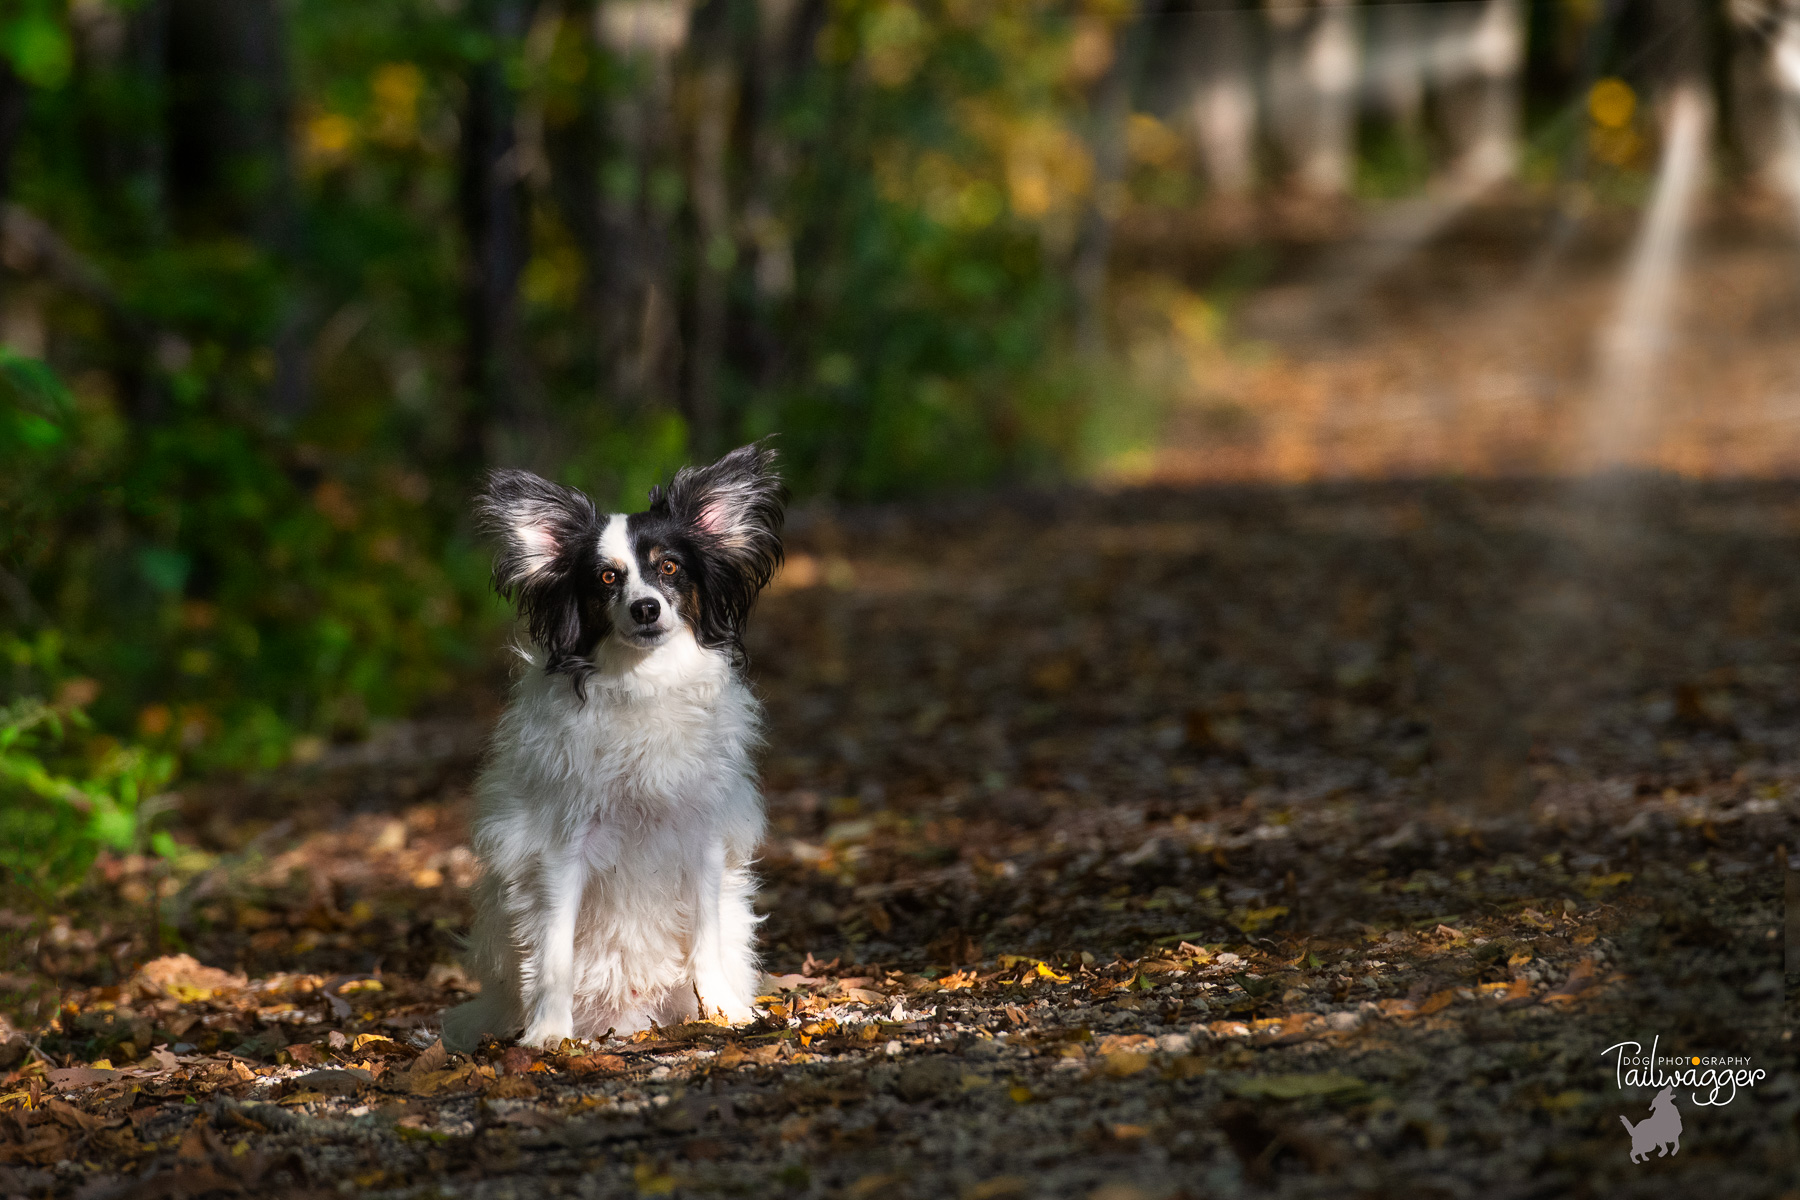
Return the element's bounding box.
[652,442,787,652]
[655,441,787,580]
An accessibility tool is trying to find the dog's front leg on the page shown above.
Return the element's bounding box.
[688,839,757,1024]
[514,850,586,1049]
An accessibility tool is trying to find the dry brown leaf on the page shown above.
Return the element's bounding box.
[481,1074,539,1100]
[562,1053,628,1076]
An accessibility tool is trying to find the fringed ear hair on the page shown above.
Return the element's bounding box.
[475,470,604,693]
[649,442,787,655]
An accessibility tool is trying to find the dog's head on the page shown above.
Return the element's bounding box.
[477,443,787,694]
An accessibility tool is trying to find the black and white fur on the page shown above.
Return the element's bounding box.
[443,444,786,1051]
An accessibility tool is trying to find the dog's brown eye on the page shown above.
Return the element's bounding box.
[601,569,617,585]
[659,560,679,577]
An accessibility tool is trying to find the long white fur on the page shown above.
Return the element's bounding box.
[443,516,766,1051]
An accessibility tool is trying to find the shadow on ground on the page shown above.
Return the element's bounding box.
[2,478,1795,1198]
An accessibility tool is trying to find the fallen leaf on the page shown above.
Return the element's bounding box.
[1229,1073,1367,1100]
[132,954,247,1003]
[841,987,887,1005]
[761,973,821,992]
[1100,1052,1152,1077]
[46,1067,117,1090]
[410,1040,448,1075]
[634,1162,678,1195]
[286,1068,373,1097]
[563,1053,628,1076]
[1518,908,1554,931]
[428,1063,484,1096]
[481,1074,539,1100]
[848,1172,905,1199]
[1417,989,1458,1016]
[350,1033,407,1057]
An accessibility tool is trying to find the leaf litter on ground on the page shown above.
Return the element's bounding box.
[2,478,1796,1198]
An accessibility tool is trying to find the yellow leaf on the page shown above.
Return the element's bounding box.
[633,1163,677,1195]
[1517,908,1553,930]
[351,1033,402,1055]
[1579,871,1632,896]
[1232,905,1289,933]
[1540,1089,1589,1111]
[1033,961,1070,984]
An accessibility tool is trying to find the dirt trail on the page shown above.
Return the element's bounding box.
[2,478,1797,1198]
[1121,196,1800,484]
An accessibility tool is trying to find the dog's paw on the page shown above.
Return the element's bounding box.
[518,1019,574,1050]
[704,999,755,1026]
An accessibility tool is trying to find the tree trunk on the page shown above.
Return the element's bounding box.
[1189,0,1258,202]
[593,0,694,413]
[164,0,309,418]
[736,0,816,392]
[1731,0,1800,205]
[1439,0,1523,187]
[164,0,290,238]
[460,0,538,468]
[543,2,610,401]
[0,63,29,210]
[1268,0,1360,200]
[682,54,735,455]
[1072,1,1156,358]
[1367,1,1423,144]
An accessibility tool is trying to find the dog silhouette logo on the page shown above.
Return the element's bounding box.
[1620,1085,1682,1162]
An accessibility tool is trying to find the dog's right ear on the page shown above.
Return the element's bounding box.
[475,471,603,689]
[475,470,598,598]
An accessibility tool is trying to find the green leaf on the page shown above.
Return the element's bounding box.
[5,13,71,89]
[137,548,191,594]
[90,802,136,851]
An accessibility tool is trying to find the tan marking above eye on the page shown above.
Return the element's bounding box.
[600,568,618,585]
[659,560,679,576]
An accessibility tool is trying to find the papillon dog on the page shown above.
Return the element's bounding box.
[442,443,785,1051]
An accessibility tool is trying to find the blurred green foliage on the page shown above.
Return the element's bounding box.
[0,0,1140,847]
[0,679,177,892]
[0,0,1712,890]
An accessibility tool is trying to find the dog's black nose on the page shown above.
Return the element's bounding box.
[629,598,661,626]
